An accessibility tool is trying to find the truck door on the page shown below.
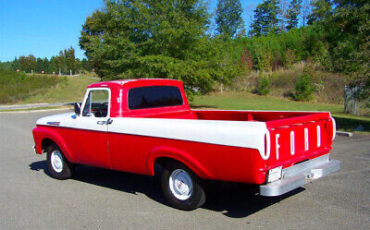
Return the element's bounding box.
[74,88,111,168]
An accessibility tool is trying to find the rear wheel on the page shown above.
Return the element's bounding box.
[46,144,73,179]
[161,161,206,210]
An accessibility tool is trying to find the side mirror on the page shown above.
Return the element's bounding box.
[74,103,81,116]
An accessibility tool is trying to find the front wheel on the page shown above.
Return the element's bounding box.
[161,162,206,210]
[46,144,74,180]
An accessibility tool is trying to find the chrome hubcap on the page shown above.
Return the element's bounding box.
[51,150,63,173]
[169,169,193,200]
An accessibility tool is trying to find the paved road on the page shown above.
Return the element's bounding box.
[0,110,368,230]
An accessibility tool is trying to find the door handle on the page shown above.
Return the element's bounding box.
[97,119,113,125]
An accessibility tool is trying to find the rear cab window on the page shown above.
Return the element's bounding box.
[128,86,183,110]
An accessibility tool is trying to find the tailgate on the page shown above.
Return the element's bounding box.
[265,112,335,169]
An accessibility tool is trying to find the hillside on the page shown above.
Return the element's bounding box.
[20,75,98,104]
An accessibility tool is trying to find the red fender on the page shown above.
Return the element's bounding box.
[146,145,213,179]
[32,126,76,163]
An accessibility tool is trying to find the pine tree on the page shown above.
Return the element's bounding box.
[249,0,281,37]
[300,0,312,26]
[279,0,289,32]
[18,55,36,73]
[64,47,77,74]
[286,0,302,30]
[35,57,44,73]
[215,0,244,38]
[307,0,333,24]
[10,58,20,71]
[328,0,369,83]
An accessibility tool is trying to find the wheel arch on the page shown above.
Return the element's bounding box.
[41,136,75,163]
[41,138,56,152]
[146,146,212,179]
[34,126,76,163]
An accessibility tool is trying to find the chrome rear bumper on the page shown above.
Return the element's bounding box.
[260,154,340,196]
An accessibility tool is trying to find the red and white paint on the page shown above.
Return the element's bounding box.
[33,79,336,186]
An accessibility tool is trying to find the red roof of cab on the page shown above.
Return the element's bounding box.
[87,78,183,89]
[86,79,188,118]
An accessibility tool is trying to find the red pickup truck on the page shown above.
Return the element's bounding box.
[32,79,340,210]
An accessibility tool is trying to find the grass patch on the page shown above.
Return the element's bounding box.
[192,91,369,132]
[192,91,343,113]
[20,76,98,104]
[0,69,63,104]
[231,63,348,105]
[332,114,370,132]
[0,68,98,105]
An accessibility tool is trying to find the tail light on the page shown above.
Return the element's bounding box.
[331,116,336,141]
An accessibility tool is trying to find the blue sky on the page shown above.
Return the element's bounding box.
[0,0,262,62]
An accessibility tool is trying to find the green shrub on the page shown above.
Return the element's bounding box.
[283,49,296,68]
[256,75,270,95]
[0,68,62,104]
[293,72,316,101]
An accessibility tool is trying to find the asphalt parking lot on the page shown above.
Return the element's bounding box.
[0,110,369,230]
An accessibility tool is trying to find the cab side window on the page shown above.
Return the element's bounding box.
[82,89,109,117]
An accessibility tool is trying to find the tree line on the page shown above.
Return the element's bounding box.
[0,47,92,75]
[78,0,368,95]
[1,0,368,97]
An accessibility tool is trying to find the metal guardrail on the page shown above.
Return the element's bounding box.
[0,102,74,111]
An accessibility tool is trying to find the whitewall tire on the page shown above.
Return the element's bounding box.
[46,144,73,180]
[161,161,205,210]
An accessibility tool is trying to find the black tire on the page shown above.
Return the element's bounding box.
[161,161,206,211]
[46,144,73,180]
